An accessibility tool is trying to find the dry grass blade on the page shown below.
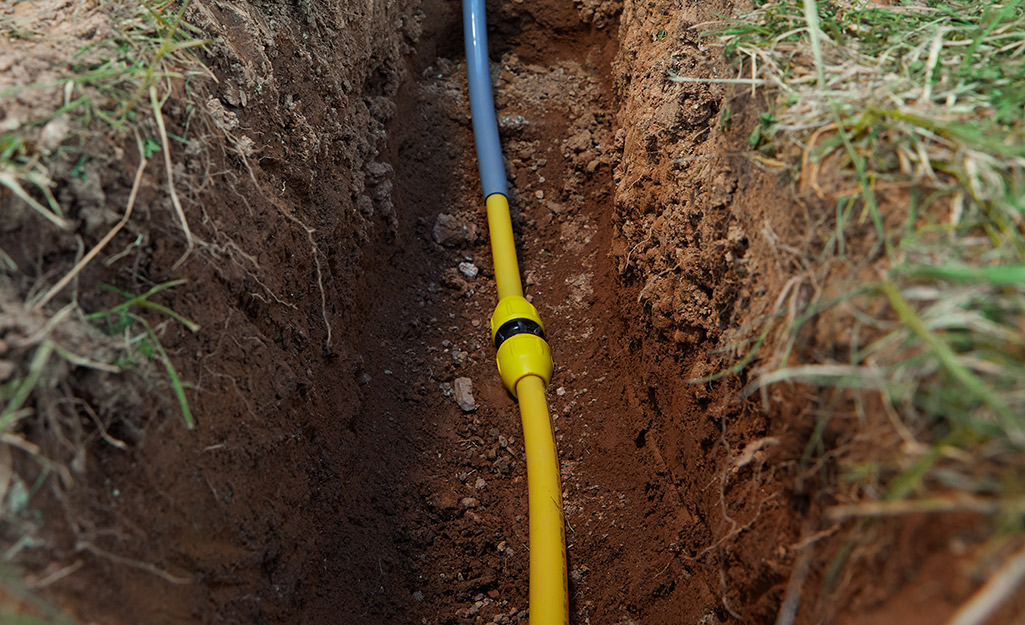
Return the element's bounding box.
[826,496,1025,521]
[695,0,1025,600]
[945,543,1025,625]
[74,541,192,585]
[150,85,193,269]
[0,172,72,230]
[33,133,148,310]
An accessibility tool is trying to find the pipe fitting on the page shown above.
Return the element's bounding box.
[496,334,553,397]
[491,296,553,395]
[491,295,545,343]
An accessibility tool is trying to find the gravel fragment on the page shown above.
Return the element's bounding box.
[493,455,512,474]
[432,213,476,247]
[458,261,479,278]
[453,377,476,412]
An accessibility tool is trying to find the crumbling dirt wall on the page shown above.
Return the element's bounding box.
[2,0,430,622]
[606,0,807,621]
[607,1,1018,623]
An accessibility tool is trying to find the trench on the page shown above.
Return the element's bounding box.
[10,0,1008,621]
[336,0,640,620]
[29,0,787,623]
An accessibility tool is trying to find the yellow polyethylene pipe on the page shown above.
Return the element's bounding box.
[486,194,524,299]
[483,192,567,624]
[515,374,568,625]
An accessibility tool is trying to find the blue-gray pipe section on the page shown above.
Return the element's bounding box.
[463,0,508,199]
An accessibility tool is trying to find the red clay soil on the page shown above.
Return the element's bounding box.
[1,0,1015,623]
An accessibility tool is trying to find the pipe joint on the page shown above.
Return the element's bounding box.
[491,296,553,396]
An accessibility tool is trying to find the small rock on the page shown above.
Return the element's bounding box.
[433,213,476,247]
[497,541,507,552]
[367,161,393,180]
[475,477,487,490]
[566,129,593,153]
[498,435,508,449]
[453,377,476,412]
[358,194,374,217]
[384,369,393,375]
[471,319,481,328]
[440,382,454,397]
[358,373,372,386]
[458,261,479,278]
[38,115,71,153]
[461,497,479,508]
[556,387,566,396]
[493,455,512,474]
[441,268,469,293]
[535,190,544,200]
[0,360,14,382]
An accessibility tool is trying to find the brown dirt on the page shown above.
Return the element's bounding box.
[1,0,1018,624]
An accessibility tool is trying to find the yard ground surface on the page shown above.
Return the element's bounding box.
[1,0,1022,624]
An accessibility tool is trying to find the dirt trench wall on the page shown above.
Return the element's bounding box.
[1,0,432,622]
[605,1,989,623]
[187,0,422,257]
[604,0,815,621]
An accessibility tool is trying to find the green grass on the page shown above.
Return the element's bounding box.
[86,280,199,429]
[0,0,209,232]
[0,279,198,436]
[0,1,209,433]
[0,567,78,625]
[695,0,1025,535]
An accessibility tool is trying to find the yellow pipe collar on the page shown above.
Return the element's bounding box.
[490,295,545,342]
[496,333,553,397]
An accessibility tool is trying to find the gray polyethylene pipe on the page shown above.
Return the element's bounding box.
[463,0,508,199]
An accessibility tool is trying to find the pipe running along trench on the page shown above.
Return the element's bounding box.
[463,1,569,624]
